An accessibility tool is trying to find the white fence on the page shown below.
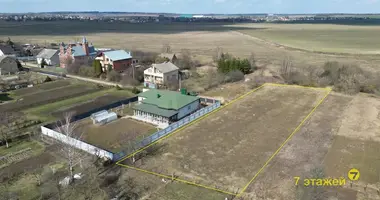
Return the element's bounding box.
[41,126,114,160]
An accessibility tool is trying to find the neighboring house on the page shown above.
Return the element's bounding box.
[0,56,19,75]
[0,45,16,57]
[95,50,133,72]
[59,36,97,68]
[144,61,179,89]
[36,49,59,67]
[133,89,200,126]
[159,53,178,63]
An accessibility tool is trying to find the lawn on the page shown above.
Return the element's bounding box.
[234,23,380,54]
[126,85,327,194]
[24,88,134,121]
[77,118,157,152]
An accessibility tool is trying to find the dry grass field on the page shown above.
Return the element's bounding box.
[233,23,380,54]
[2,21,380,73]
[127,85,327,193]
[237,92,380,200]
[77,118,156,152]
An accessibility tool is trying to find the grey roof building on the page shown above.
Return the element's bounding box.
[37,49,58,59]
[152,61,179,73]
[36,49,59,66]
[0,45,16,56]
[0,56,19,75]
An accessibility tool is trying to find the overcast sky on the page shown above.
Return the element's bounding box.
[0,0,379,14]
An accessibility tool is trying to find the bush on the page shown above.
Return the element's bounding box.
[78,66,96,77]
[132,87,141,94]
[155,56,170,63]
[217,54,252,74]
[121,77,140,86]
[99,73,107,80]
[107,70,121,82]
[224,70,245,83]
[131,50,158,65]
[43,76,52,82]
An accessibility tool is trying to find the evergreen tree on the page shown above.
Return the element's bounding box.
[92,60,102,76]
[40,58,47,68]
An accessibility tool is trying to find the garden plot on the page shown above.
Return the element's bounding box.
[77,118,157,153]
[0,84,100,112]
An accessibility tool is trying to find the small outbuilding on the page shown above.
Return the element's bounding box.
[36,49,59,67]
[0,45,16,57]
[0,56,20,75]
[91,110,118,125]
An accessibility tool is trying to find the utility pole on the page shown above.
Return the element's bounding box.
[178,73,181,90]
[132,59,135,80]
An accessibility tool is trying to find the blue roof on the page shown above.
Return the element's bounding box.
[67,45,97,56]
[103,50,132,61]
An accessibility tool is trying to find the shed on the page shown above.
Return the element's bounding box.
[0,56,19,75]
[36,49,59,67]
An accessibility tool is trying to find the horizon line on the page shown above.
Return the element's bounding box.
[1,11,380,15]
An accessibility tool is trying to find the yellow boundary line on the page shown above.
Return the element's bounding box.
[236,85,331,197]
[116,83,332,196]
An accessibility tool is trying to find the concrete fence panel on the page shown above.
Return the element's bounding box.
[41,126,113,160]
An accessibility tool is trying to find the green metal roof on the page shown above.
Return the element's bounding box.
[133,103,178,118]
[138,89,199,110]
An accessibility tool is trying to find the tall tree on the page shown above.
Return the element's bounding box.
[162,43,172,53]
[55,112,82,183]
[92,60,102,76]
[248,53,257,71]
[6,37,14,46]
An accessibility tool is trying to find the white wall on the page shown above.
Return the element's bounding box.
[0,50,4,56]
[37,55,59,66]
[41,126,113,160]
[177,100,200,119]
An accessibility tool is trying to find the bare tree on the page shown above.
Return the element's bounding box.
[55,112,82,183]
[212,47,223,62]
[74,165,106,200]
[248,52,257,71]
[162,43,172,53]
[280,56,294,82]
[0,112,21,148]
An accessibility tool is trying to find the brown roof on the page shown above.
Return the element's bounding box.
[0,45,15,55]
